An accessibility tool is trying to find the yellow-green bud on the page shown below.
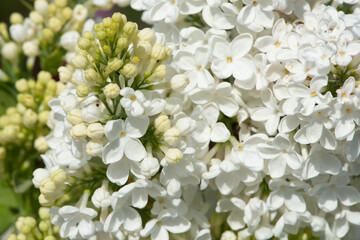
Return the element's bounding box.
[38,111,50,125]
[6,234,16,240]
[78,37,91,50]
[30,11,43,24]
[38,71,52,82]
[102,17,112,28]
[42,28,54,42]
[38,193,52,206]
[96,31,106,41]
[39,221,49,232]
[84,31,94,41]
[108,58,123,71]
[103,83,120,99]
[155,115,171,132]
[85,68,98,82]
[72,54,88,69]
[15,79,28,92]
[45,236,57,240]
[67,109,82,125]
[151,44,166,60]
[17,103,26,114]
[18,94,35,108]
[62,7,72,20]
[48,17,62,32]
[120,63,137,78]
[39,207,51,220]
[50,169,67,185]
[70,123,87,139]
[76,84,91,98]
[54,0,67,8]
[10,13,23,24]
[3,125,18,141]
[17,234,26,240]
[112,12,126,24]
[123,22,138,37]
[117,37,128,49]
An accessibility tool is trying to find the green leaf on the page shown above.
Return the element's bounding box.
[0,87,16,115]
[0,206,15,234]
[0,184,18,208]
[41,48,66,75]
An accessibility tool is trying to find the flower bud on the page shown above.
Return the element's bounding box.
[108,58,123,71]
[38,194,52,206]
[154,65,166,79]
[35,0,49,15]
[32,169,49,188]
[39,221,49,232]
[7,234,16,240]
[55,0,67,8]
[151,44,166,60]
[23,40,39,57]
[78,37,91,50]
[163,127,180,145]
[39,207,51,220]
[15,79,28,92]
[70,124,87,139]
[72,54,88,69]
[123,22,138,37]
[87,123,104,139]
[84,31,94,41]
[30,11,43,24]
[42,28,54,42]
[61,31,80,51]
[85,68,98,82]
[76,84,91,98]
[50,169,67,185]
[221,231,236,240]
[40,179,56,195]
[3,125,18,142]
[10,13,23,24]
[120,63,137,78]
[2,42,19,61]
[117,37,128,49]
[140,156,160,178]
[48,17,62,32]
[16,217,34,234]
[23,109,38,128]
[86,139,103,157]
[164,148,183,165]
[103,83,120,99]
[9,24,26,43]
[44,236,56,240]
[34,137,48,152]
[17,234,26,240]
[72,4,88,22]
[155,115,171,132]
[66,109,82,125]
[38,111,50,125]
[138,28,155,42]
[135,41,151,58]
[18,93,35,108]
[58,66,73,83]
[170,74,189,91]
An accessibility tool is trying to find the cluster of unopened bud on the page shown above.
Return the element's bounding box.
[0,72,63,151]
[38,169,67,206]
[8,207,61,240]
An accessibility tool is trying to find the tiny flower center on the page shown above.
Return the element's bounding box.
[330,184,336,189]
[346,108,351,114]
[342,92,346,97]
[198,65,203,71]
[133,56,140,62]
[159,199,164,204]
[121,131,126,136]
[171,0,176,4]
[275,42,280,47]
[238,145,243,151]
[227,57,232,63]
[252,1,257,6]
[312,91,317,97]
[339,52,345,57]
[130,94,137,101]
[321,55,326,60]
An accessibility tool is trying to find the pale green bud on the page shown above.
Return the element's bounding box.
[23,109,38,128]
[70,123,87,139]
[123,22,138,37]
[6,234,16,240]
[17,234,26,240]
[117,37,128,49]
[50,169,67,185]
[83,31,94,41]
[154,64,166,79]
[151,44,166,60]
[40,179,56,195]
[78,37,91,50]
[39,207,51,220]
[62,7,72,20]
[45,236,56,240]
[34,137,49,153]
[15,79,28,92]
[48,17,62,32]
[120,63,137,78]
[42,28,54,42]
[10,13,23,24]
[85,68,98,82]
[54,0,67,8]
[39,221,49,232]
[76,84,91,98]
[108,58,123,71]
[72,54,88,69]
[67,109,82,125]
[58,66,73,83]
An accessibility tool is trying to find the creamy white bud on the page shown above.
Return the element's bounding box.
[81,104,101,123]
[58,66,73,83]
[67,108,82,125]
[50,169,67,185]
[86,139,103,157]
[164,148,183,165]
[151,44,166,60]
[71,54,88,69]
[34,0,49,15]
[72,4,88,22]
[2,42,19,61]
[23,40,39,57]
[220,231,236,240]
[135,41,151,58]
[29,11,43,24]
[60,31,80,51]
[140,156,160,178]
[40,179,56,195]
[70,124,87,139]
[120,63,137,78]
[61,94,78,112]
[163,127,180,145]
[154,115,171,132]
[34,137,49,153]
[76,84,91,97]
[38,194,53,206]
[91,186,112,208]
[9,24,27,43]
[170,74,189,91]
[48,17,62,32]
[87,123,104,139]
[15,79,28,92]
[23,109,38,128]
[103,83,120,99]
[32,168,50,188]
[138,28,155,42]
